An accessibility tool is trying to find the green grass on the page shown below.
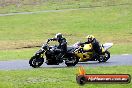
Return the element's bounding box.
[0,48,38,60]
[0,0,132,60]
[0,0,131,14]
[0,66,132,88]
[110,44,132,54]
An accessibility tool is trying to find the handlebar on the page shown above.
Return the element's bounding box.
[41,40,50,49]
[46,39,50,44]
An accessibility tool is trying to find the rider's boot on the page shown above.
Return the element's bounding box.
[56,53,63,63]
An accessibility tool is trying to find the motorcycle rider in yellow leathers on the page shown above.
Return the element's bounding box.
[80,35,102,59]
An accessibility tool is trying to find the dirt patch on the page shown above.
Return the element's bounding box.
[0,0,42,7]
[0,40,42,50]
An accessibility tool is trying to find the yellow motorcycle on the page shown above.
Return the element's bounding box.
[72,42,113,62]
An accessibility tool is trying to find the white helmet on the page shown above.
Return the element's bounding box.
[55,33,63,39]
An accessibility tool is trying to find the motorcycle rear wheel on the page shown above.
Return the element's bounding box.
[98,51,110,62]
[65,55,79,66]
[29,56,44,68]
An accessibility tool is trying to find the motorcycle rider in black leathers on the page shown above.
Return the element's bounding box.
[81,35,102,59]
[47,33,67,62]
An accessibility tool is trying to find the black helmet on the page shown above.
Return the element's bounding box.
[55,33,63,39]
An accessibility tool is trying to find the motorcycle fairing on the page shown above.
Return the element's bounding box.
[102,43,113,51]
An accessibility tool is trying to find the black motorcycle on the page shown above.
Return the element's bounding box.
[29,40,79,68]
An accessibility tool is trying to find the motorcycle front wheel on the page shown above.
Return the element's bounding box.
[29,56,44,68]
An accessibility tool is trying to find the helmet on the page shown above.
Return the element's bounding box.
[86,35,95,42]
[55,33,63,39]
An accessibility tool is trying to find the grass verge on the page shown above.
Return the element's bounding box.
[0,66,132,88]
[0,0,132,14]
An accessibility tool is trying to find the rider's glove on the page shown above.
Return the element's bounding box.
[47,39,51,43]
[79,43,84,47]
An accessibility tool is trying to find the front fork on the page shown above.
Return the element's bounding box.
[35,49,45,58]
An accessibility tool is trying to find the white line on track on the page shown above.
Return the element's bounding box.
[121,54,130,56]
[0,3,131,17]
[0,8,89,16]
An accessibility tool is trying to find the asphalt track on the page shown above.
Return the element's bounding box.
[0,55,132,70]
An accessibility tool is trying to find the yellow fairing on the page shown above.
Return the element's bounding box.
[83,44,92,51]
[102,47,105,53]
[41,54,44,58]
[75,43,93,62]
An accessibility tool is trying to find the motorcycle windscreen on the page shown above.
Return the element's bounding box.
[103,43,113,51]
